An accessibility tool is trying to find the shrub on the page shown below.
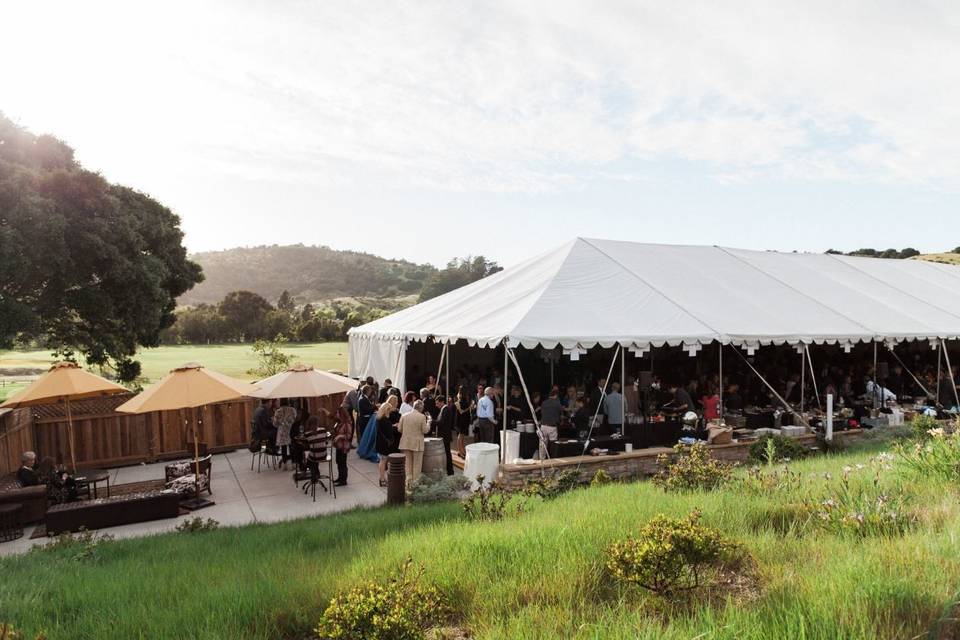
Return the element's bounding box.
[409,474,470,504]
[0,624,46,640]
[316,558,447,640]
[653,443,733,492]
[175,517,220,534]
[739,464,803,496]
[748,434,810,464]
[523,470,580,500]
[895,426,960,482]
[910,413,943,440]
[590,469,614,487]
[461,478,526,522]
[606,510,742,596]
[31,528,114,562]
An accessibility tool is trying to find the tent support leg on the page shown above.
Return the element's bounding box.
[581,346,619,457]
[718,343,723,422]
[943,340,960,409]
[805,345,821,410]
[937,339,943,405]
[502,342,508,464]
[507,348,550,467]
[800,347,806,414]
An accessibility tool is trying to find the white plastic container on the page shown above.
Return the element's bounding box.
[463,442,501,490]
[500,429,521,463]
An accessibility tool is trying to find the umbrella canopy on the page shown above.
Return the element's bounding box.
[0,361,127,409]
[115,362,255,414]
[249,363,357,399]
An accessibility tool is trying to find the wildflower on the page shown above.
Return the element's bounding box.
[855,464,865,470]
[928,427,945,438]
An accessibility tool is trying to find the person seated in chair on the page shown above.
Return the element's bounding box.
[17,451,40,487]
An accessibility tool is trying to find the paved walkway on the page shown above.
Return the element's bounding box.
[1,449,387,556]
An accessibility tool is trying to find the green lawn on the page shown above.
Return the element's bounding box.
[0,342,349,385]
[2,436,959,640]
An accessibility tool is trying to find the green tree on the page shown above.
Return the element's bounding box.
[0,113,202,382]
[219,290,273,341]
[418,255,502,302]
[247,335,293,378]
[276,289,295,313]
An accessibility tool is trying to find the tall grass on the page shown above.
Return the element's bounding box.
[2,446,959,639]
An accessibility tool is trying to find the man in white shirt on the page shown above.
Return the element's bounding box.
[476,387,497,444]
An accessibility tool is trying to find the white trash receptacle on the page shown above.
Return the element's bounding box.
[463,442,500,490]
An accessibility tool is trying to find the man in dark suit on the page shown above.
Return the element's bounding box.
[378,379,395,403]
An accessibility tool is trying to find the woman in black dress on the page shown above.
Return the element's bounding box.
[455,385,474,458]
[375,395,400,487]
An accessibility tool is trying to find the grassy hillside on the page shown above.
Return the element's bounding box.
[915,252,960,265]
[0,343,350,391]
[2,437,959,639]
[180,244,436,306]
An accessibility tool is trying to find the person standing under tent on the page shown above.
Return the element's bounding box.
[701,383,721,422]
[604,382,624,436]
[539,389,562,458]
[455,386,474,458]
[624,376,640,418]
[666,381,692,413]
[400,391,416,416]
[378,379,395,404]
[589,378,607,423]
[357,385,376,442]
[398,400,431,485]
[375,396,400,487]
[435,395,456,475]
[421,388,439,427]
[506,386,526,427]
[476,387,498,444]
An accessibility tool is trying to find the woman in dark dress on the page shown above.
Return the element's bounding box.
[375,395,400,487]
[455,385,474,458]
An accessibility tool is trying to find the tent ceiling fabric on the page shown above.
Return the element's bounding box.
[348,238,960,352]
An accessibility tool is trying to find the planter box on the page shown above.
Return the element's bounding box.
[45,491,180,534]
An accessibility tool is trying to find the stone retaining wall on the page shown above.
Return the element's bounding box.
[496,430,865,489]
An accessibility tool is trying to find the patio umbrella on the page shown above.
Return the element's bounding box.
[116,362,256,510]
[0,362,128,471]
[250,363,357,399]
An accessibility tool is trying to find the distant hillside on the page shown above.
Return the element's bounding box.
[915,252,960,265]
[179,245,437,305]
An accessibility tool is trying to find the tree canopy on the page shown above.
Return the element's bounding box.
[418,256,502,302]
[0,114,202,381]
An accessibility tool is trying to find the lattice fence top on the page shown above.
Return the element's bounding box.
[29,393,135,419]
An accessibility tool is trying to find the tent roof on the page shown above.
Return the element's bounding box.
[348,238,960,350]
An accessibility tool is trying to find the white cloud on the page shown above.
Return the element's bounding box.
[2,0,959,198]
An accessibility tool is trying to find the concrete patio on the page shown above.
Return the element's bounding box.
[1,448,388,556]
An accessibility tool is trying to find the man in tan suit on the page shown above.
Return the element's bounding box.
[398,400,431,485]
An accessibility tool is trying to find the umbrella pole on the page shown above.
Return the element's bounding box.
[183,406,214,511]
[66,397,77,472]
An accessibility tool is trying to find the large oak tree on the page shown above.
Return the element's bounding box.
[0,114,202,381]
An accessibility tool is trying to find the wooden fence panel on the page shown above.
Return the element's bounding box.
[0,408,35,476]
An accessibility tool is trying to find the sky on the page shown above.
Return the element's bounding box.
[2,1,959,268]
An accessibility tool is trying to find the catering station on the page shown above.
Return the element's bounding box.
[349,238,960,485]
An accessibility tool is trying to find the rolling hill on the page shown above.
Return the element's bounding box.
[179,244,437,305]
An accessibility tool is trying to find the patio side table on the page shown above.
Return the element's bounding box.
[0,503,24,542]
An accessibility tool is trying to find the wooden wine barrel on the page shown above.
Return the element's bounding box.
[421,437,445,476]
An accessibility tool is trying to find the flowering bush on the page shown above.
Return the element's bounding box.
[739,464,803,496]
[653,443,734,492]
[316,558,448,640]
[910,413,943,440]
[895,422,960,482]
[606,510,742,596]
[800,456,915,538]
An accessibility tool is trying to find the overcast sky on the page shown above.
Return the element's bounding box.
[2,1,959,267]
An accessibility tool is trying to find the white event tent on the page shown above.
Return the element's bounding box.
[349,238,960,393]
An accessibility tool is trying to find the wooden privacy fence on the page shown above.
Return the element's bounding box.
[0,392,345,476]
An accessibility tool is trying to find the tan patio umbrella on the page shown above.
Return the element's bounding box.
[0,362,128,471]
[116,362,256,510]
[249,363,357,399]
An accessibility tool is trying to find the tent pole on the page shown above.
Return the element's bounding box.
[873,341,879,410]
[194,406,201,500]
[550,358,554,389]
[937,340,943,405]
[887,343,933,399]
[718,342,723,422]
[445,342,451,400]
[943,340,960,409]
[620,345,626,434]
[581,347,619,457]
[805,345,821,410]
[65,397,77,472]
[800,346,806,414]
[434,342,447,396]
[733,347,808,427]
[502,341,508,464]
[507,348,550,462]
